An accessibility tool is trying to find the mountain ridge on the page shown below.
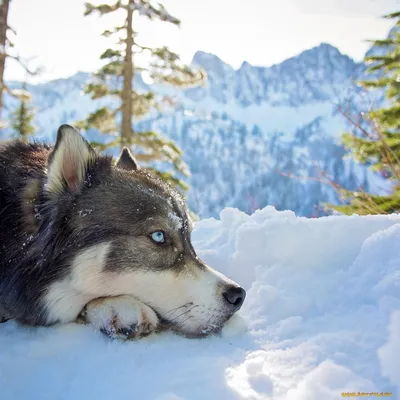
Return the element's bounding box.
[1,41,385,218]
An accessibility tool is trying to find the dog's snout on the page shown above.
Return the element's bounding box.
[222,286,246,310]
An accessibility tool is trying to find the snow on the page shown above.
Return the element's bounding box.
[10,88,32,100]
[130,2,152,18]
[378,310,400,389]
[168,211,183,230]
[187,97,344,141]
[1,205,399,399]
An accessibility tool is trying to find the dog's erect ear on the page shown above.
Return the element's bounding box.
[115,147,139,171]
[46,124,96,194]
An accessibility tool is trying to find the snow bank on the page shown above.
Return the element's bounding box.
[378,311,400,391]
[1,206,399,399]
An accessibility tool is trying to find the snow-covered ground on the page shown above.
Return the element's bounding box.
[0,206,399,399]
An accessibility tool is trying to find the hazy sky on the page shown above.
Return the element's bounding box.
[5,0,399,82]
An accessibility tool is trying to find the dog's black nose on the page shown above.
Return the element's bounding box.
[223,286,246,310]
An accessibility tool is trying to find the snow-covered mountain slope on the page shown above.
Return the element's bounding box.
[1,206,399,399]
[188,44,363,107]
[1,43,385,218]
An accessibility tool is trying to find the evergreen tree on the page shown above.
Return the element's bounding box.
[77,0,205,190]
[11,82,35,141]
[329,11,400,215]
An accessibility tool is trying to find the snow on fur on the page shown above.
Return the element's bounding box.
[0,206,399,399]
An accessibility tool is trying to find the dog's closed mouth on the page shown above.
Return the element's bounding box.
[156,312,226,339]
[162,322,223,339]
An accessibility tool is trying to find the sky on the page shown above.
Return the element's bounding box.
[5,0,400,82]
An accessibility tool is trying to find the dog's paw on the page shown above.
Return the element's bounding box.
[81,295,159,340]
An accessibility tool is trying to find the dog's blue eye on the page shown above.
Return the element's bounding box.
[151,231,165,244]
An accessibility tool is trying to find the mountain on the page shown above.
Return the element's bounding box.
[0,43,385,218]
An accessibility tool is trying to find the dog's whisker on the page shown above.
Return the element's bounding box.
[179,315,193,326]
[167,303,197,320]
[167,304,199,324]
[164,302,193,317]
[168,309,191,324]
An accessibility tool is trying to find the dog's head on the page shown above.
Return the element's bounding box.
[43,124,245,337]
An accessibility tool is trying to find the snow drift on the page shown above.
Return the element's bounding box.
[0,206,399,399]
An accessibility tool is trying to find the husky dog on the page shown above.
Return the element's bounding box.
[0,124,245,340]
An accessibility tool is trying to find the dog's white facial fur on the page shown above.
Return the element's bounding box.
[44,243,112,324]
[44,241,238,337]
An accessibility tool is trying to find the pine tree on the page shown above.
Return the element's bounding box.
[329,11,400,215]
[11,82,35,141]
[77,0,205,190]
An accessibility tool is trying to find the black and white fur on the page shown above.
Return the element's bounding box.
[0,124,245,339]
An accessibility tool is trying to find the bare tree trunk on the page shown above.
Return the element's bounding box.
[0,0,10,121]
[121,2,134,149]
